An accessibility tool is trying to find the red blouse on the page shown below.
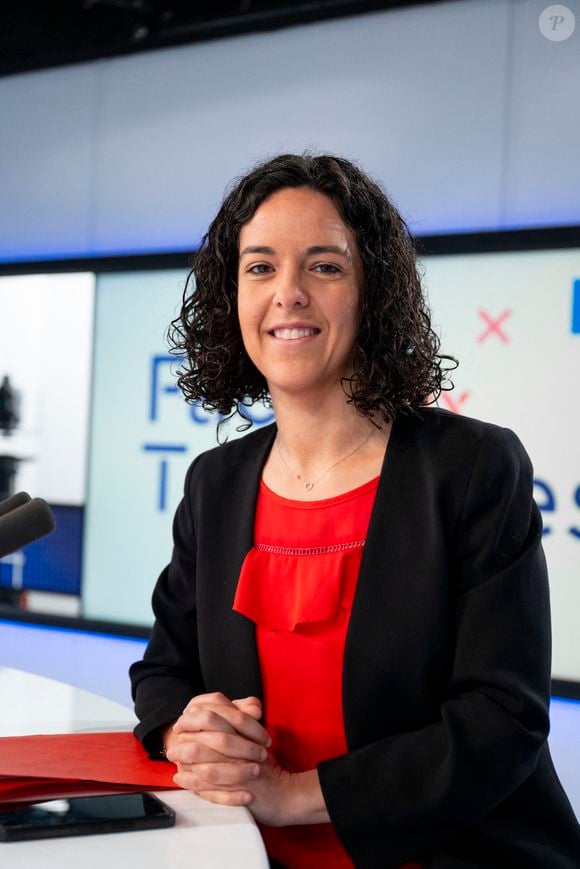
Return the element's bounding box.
[233,476,424,869]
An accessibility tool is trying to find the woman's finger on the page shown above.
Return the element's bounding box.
[181,693,262,723]
[174,730,268,763]
[173,707,237,735]
[166,741,230,765]
[181,691,233,714]
[185,761,259,787]
[195,789,253,807]
[173,766,257,791]
[175,705,271,747]
[232,697,263,719]
[181,692,261,716]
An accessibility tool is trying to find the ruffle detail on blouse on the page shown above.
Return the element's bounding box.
[232,541,364,632]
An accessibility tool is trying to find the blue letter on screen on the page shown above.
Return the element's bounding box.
[534,479,556,536]
[143,443,188,511]
[150,355,180,421]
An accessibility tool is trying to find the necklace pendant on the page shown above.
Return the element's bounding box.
[305,482,314,491]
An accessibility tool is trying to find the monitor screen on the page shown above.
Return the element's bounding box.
[1,244,578,683]
[0,273,94,601]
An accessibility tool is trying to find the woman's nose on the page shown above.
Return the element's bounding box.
[273,272,309,308]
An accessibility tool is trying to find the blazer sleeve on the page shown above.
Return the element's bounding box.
[317,426,551,866]
[129,456,205,756]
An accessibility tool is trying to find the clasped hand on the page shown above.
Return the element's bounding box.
[164,692,297,826]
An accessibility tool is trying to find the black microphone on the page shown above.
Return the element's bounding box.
[0,497,56,558]
[0,491,31,519]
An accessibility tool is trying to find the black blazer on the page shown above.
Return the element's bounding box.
[130,407,580,868]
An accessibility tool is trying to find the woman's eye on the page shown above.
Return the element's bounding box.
[314,263,340,273]
[247,263,340,274]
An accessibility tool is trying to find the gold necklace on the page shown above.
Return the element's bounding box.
[275,430,374,491]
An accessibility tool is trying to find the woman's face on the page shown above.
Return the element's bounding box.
[237,187,364,401]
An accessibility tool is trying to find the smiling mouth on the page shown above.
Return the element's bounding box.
[269,327,320,340]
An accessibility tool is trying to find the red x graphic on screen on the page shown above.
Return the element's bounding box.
[477,309,512,343]
[440,391,471,414]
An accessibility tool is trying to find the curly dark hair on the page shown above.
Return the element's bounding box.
[168,151,457,430]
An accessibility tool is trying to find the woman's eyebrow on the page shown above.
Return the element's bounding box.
[239,244,351,259]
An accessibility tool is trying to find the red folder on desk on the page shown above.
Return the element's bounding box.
[0,731,178,806]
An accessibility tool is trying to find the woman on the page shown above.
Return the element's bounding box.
[129,153,580,868]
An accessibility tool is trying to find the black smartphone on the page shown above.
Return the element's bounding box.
[0,792,176,842]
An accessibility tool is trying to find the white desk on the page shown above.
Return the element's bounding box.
[0,668,270,869]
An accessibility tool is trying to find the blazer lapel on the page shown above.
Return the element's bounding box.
[199,422,277,706]
[342,411,433,747]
